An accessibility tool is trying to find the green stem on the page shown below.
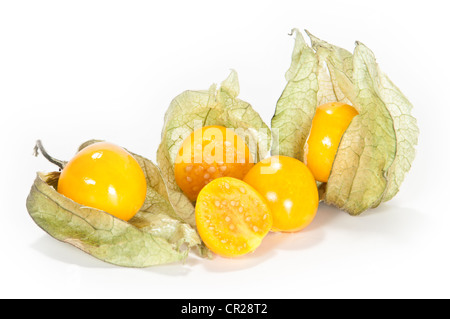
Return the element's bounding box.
[34,140,68,170]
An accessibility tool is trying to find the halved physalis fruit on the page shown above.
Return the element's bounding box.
[175,125,254,201]
[195,177,272,258]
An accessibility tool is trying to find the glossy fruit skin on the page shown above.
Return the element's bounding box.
[304,102,359,183]
[57,142,147,222]
[174,125,254,201]
[195,177,272,258]
[244,155,318,232]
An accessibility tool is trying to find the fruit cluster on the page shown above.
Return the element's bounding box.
[26,30,418,267]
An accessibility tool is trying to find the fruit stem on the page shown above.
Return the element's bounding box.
[34,140,68,170]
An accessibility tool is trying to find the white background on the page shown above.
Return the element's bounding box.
[1,0,449,299]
